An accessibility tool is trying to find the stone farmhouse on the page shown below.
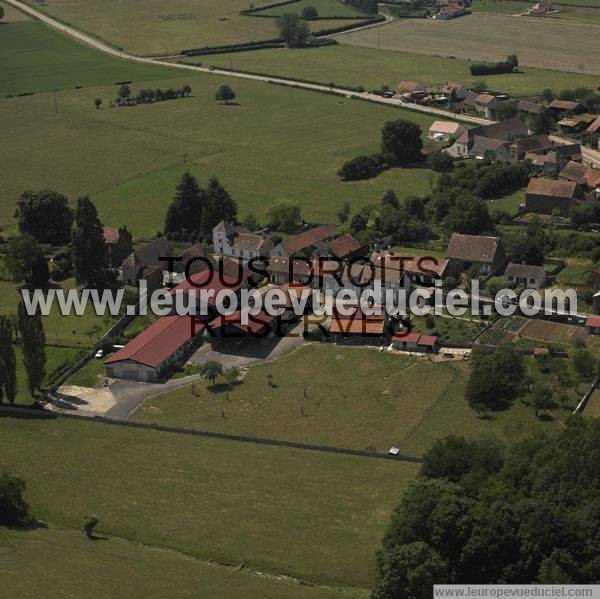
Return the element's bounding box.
[525,178,588,214]
[445,233,507,275]
[212,220,273,260]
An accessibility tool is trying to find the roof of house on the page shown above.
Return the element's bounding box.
[215,220,267,252]
[441,82,465,94]
[505,262,546,280]
[462,91,480,106]
[558,117,582,128]
[370,250,447,277]
[397,80,427,92]
[393,332,437,346]
[524,151,556,166]
[327,233,362,258]
[472,135,509,157]
[106,315,202,368]
[446,233,502,263]
[586,315,600,328]
[473,117,528,141]
[560,162,600,188]
[476,93,498,106]
[208,306,278,335]
[267,256,312,276]
[279,224,338,254]
[549,100,581,111]
[329,317,386,335]
[122,236,170,270]
[587,117,600,134]
[526,178,579,198]
[103,227,119,245]
[274,282,313,309]
[170,268,243,301]
[512,134,553,154]
[331,304,387,321]
[534,347,550,356]
[517,99,541,114]
[429,120,464,135]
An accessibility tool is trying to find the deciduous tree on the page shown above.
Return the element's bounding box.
[15,189,73,245]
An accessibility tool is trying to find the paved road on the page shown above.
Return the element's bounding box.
[7,0,599,166]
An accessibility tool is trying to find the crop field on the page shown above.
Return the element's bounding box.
[477,315,588,348]
[0,415,420,589]
[337,14,600,75]
[252,0,369,18]
[0,20,180,95]
[0,0,31,21]
[176,44,600,96]
[15,0,354,56]
[0,73,437,239]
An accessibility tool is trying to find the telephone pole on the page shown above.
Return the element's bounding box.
[52,89,58,113]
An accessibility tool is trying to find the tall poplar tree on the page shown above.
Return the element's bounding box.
[17,301,46,397]
[0,316,17,404]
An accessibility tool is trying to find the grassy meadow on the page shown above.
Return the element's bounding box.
[472,0,600,23]
[0,527,366,599]
[14,0,355,55]
[0,73,438,239]
[177,44,600,97]
[0,20,179,96]
[253,0,369,18]
[131,345,567,454]
[337,14,600,75]
[0,415,419,589]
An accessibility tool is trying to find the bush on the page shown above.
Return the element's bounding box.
[428,151,454,172]
[470,55,518,76]
[337,154,382,181]
[0,473,32,527]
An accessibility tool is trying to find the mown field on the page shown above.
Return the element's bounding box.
[14,0,355,55]
[179,44,600,96]
[0,527,363,599]
[0,20,179,95]
[473,0,600,23]
[253,0,368,17]
[0,72,437,238]
[337,14,600,75]
[0,415,419,589]
[131,344,566,454]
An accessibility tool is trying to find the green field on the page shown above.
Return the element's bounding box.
[253,0,368,17]
[0,527,362,599]
[14,0,355,56]
[0,21,179,95]
[473,0,600,23]
[131,345,565,454]
[337,14,600,75]
[178,44,600,97]
[0,415,419,589]
[0,72,437,238]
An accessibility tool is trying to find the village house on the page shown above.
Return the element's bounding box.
[392,331,439,353]
[270,224,338,258]
[325,233,365,261]
[437,2,469,19]
[517,99,541,116]
[525,178,588,214]
[396,81,428,100]
[428,120,467,141]
[121,236,171,290]
[509,135,554,162]
[475,94,501,119]
[445,233,507,275]
[370,249,447,286]
[559,161,600,192]
[558,117,589,134]
[587,117,600,135]
[585,315,600,335]
[213,220,273,260]
[528,0,554,15]
[524,152,559,175]
[447,131,470,158]
[505,262,547,289]
[471,136,511,162]
[440,83,468,102]
[105,315,204,382]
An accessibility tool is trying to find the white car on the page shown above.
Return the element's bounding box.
[94,349,104,359]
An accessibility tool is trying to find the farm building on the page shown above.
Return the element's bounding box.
[445,233,506,275]
[585,315,600,335]
[370,249,447,286]
[517,99,541,116]
[270,224,338,258]
[212,220,273,260]
[559,161,600,191]
[440,83,468,102]
[475,94,500,119]
[505,263,546,289]
[472,136,511,162]
[448,117,528,157]
[525,178,587,214]
[328,305,389,345]
[325,233,365,261]
[105,315,204,382]
[587,117,600,135]
[392,332,439,353]
[548,100,583,115]
[428,120,466,141]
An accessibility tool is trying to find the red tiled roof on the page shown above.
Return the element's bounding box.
[327,234,362,258]
[209,308,278,335]
[587,117,600,134]
[549,100,581,111]
[534,347,550,356]
[170,268,243,301]
[526,178,579,198]
[105,315,202,368]
[329,318,385,335]
[393,332,437,346]
[280,224,338,254]
[446,233,502,263]
[586,315,600,328]
[103,227,119,245]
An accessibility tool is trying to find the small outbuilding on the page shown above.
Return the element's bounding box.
[505,262,547,289]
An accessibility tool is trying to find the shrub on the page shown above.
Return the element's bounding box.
[337,154,382,181]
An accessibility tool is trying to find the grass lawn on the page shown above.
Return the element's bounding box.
[15,0,353,56]
[472,0,600,23]
[0,21,180,96]
[337,14,600,75]
[584,390,600,418]
[0,0,32,21]
[488,189,525,216]
[131,344,564,455]
[0,73,437,239]
[0,527,365,599]
[64,356,106,388]
[0,415,419,589]
[253,0,369,17]
[175,44,600,97]
[409,314,486,344]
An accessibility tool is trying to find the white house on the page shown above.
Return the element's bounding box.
[213,221,273,260]
[428,120,466,141]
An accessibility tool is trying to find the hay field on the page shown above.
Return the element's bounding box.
[337,14,600,74]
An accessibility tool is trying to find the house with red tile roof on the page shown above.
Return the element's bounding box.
[270,224,338,258]
[213,220,273,260]
[396,81,428,100]
[585,315,600,335]
[445,233,506,275]
[428,120,467,141]
[392,331,439,353]
[525,178,587,214]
